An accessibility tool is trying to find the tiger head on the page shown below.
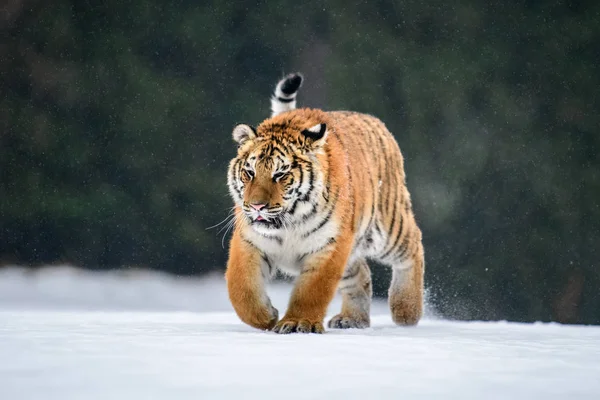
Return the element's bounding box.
[227,110,330,229]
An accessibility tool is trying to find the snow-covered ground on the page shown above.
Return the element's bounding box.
[1,266,599,400]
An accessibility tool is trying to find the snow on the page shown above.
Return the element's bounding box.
[1,266,599,400]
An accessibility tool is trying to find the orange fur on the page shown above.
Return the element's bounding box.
[225,231,278,330]
[226,107,424,333]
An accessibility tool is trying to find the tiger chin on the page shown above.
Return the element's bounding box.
[225,73,425,334]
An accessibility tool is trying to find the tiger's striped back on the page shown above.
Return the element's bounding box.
[328,111,422,268]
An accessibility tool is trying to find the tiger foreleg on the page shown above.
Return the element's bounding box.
[225,230,279,330]
[272,236,353,334]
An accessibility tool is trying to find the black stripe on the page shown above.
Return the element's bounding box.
[381,132,399,244]
[374,124,388,214]
[299,183,340,227]
[383,152,397,225]
[283,193,294,201]
[301,265,319,275]
[341,265,360,281]
[367,200,376,231]
[280,140,295,155]
[287,172,305,213]
[297,162,305,195]
[232,159,241,183]
[271,147,287,159]
[296,237,336,262]
[259,233,283,245]
[381,213,404,259]
[301,202,319,222]
[301,205,334,239]
[383,235,410,263]
[262,255,274,276]
[338,282,358,292]
[300,163,315,201]
[395,237,410,260]
[378,167,388,220]
[232,161,243,199]
[277,96,295,103]
[241,236,257,248]
[323,148,332,202]
[385,198,397,241]
[288,198,299,215]
[233,184,242,199]
[362,125,378,232]
[348,167,356,226]
[290,168,302,195]
[374,223,383,236]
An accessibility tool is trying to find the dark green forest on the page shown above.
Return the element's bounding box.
[1,0,599,324]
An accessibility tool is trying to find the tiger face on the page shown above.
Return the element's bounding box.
[227,115,328,229]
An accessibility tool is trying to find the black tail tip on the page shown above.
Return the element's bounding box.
[280,73,303,95]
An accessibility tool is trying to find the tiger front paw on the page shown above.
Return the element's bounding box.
[252,303,279,331]
[272,318,325,334]
[233,300,279,331]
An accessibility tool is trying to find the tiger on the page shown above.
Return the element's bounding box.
[225,73,425,333]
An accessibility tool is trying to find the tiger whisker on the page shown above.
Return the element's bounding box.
[206,212,236,230]
[221,209,244,248]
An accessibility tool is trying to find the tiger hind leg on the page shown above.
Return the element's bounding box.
[388,246,424,326]
[328,259,372,329]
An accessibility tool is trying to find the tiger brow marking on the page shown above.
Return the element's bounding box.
[271,146,288,159]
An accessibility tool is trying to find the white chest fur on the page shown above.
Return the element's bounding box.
[244,217,339,276]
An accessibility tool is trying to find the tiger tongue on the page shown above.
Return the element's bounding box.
[256,216,265,221]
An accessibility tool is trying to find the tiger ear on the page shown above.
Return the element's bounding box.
[301,123,328,148]
[232,124,257,145]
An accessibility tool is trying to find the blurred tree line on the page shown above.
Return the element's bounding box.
[1,0,598,324]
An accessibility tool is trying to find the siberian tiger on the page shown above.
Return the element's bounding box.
[225,73,424,333]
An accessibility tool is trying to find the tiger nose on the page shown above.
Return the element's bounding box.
[250,203,267,211]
